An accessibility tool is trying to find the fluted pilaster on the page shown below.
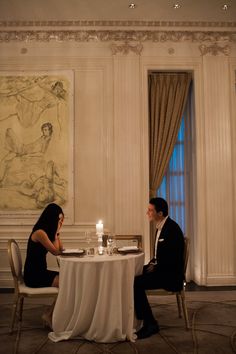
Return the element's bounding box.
[203,56,235,284]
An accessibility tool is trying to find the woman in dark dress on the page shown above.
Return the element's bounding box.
[24,203,64,328]
[24,203,64,288]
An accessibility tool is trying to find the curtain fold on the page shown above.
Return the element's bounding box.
[148,72,192,256]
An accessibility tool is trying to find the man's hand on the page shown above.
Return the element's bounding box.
[146,263,156,273]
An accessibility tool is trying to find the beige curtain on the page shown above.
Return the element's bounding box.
[149,72,192,255]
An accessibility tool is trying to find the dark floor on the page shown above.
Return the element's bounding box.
[2,281,236,294]
[0,287,236,354]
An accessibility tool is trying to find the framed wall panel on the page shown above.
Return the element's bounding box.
[0,70,74,224]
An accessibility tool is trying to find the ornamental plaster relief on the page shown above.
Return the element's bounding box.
[0,30,236,44]
[110,41,143,55]
[199,43,230,56]
[0,20,235,28]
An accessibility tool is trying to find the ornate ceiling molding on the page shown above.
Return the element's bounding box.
[0,30,236,43]
[0,20,236,28]
[199,43,230,56]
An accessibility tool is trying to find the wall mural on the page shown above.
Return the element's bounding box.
[0,71,73,214]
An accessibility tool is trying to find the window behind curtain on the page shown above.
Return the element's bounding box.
[156,87,193,235]
[157,118,185,232]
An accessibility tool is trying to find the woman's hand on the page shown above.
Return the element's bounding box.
[54,232,64,252]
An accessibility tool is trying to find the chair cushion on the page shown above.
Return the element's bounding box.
[19,282,58,295]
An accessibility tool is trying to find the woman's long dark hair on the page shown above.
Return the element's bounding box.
[32,203,64,242]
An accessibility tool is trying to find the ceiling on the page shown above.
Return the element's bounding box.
[0,0,236,23]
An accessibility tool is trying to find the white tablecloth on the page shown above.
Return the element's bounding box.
[48,252,144,343]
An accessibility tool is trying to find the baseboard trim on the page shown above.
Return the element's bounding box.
[146,281,236,294]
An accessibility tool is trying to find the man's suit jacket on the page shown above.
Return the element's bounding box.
[150,217,185,291]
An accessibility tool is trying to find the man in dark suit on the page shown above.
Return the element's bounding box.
[134,197,185,339]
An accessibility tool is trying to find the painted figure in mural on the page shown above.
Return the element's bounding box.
[6,122,52,156]
[0,77,66,128]
[24,203,64,327]
[19,160,67,208]
[0,122,53,185]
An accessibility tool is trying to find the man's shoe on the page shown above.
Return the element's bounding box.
[136,322,160,339]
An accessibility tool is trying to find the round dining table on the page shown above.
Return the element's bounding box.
[48,251,144,343]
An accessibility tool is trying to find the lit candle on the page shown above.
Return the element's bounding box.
[96,220,103,234]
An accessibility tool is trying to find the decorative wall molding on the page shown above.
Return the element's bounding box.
[199,43,230,56]
[110,41,143,55]
[0,30,236,44]
[199,43,231,56]
[0,20,236,28]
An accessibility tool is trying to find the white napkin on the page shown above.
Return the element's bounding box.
[118,246,139,251]
[62,248,84,254]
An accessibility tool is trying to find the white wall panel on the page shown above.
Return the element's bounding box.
[203,56,235,284]
[74,62,113,230]
[113,56,142,234]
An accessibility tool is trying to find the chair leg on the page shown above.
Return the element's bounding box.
[10,296,19,334]
[12,296,24,353]
[18,297,24,331]
[180,291,190,330]
[14,297,24,354]
[176,294,182,318]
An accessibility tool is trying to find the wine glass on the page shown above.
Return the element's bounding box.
[85,231,92,255]
[107,234,114,255]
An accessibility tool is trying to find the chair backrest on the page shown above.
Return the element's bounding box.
[8,239,24,288]
[183,237,190,274]
[114,235,142,249]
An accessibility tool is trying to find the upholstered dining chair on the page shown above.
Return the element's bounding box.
[147,237,190,330]
[7,239,58,336]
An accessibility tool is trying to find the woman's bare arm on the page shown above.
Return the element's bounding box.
[31,229,62,255]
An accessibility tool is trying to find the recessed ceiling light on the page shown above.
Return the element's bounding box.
[129,3,136,9]
[173,3,181,9]
[222,4,229,11]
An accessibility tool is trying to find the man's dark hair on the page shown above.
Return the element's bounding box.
[149,197,168,217]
